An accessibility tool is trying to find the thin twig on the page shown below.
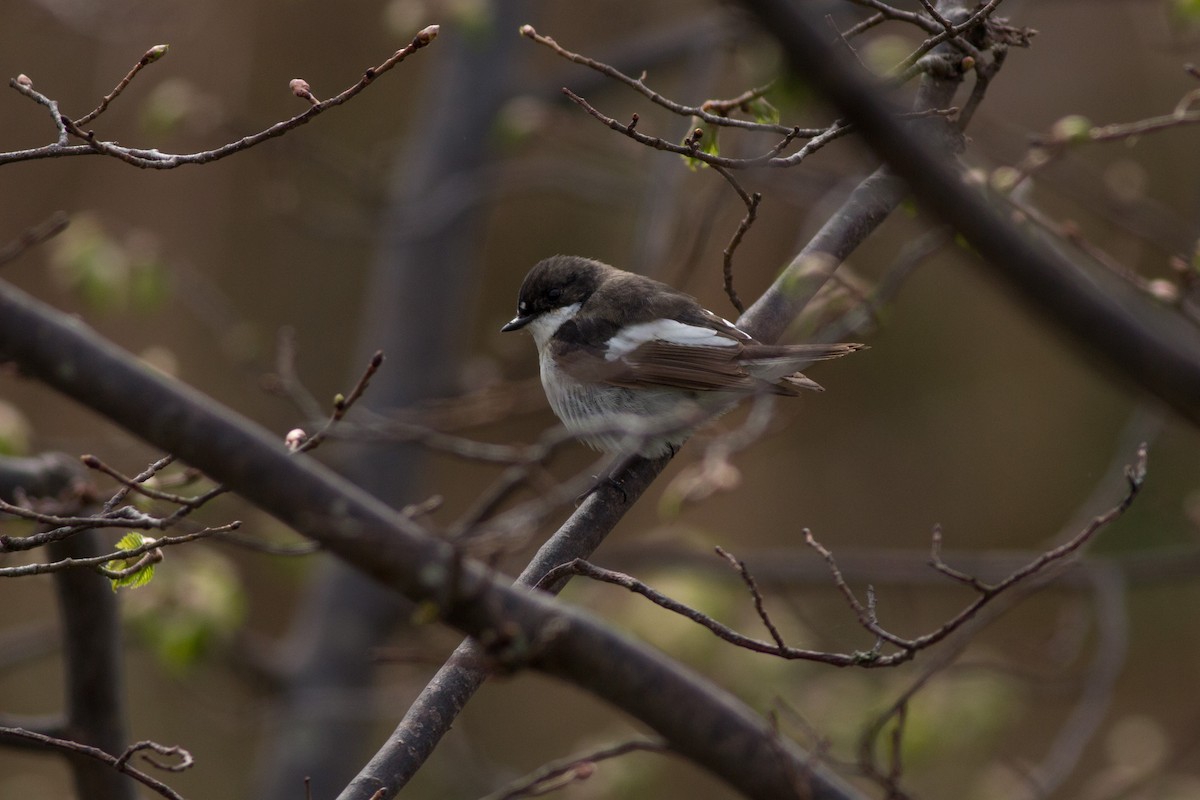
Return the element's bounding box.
[917,0,954,31]
[83,455,212,507]
[521,25,815,136]
[0,212,70,269]
[840,11,889,40]
[0,522,239,578]
[957,46,1007,131]
[538,558,876,666]
[3,26,439,169]
[701,83,774,116]
[479,739,669,800]
[296,350,385,453]
[715,546,786,650]
[100,455,176,514]
[0,728,188,800]
[562,87,950,170]
[549,445,1147,669]
[711,165,758,314]
[114,739,194,772]
[813,444,1149,655]
[928,524,988,590]
[264,326,326,423]
[892,0,1000,72]
[75,44,169,126]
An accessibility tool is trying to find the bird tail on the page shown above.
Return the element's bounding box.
[743,342,867,394]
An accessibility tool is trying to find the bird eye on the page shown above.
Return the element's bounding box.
[547,287,563,301]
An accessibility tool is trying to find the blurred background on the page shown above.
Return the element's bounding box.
[1,0,1199,798]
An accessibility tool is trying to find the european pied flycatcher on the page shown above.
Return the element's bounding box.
[502,255,863,457]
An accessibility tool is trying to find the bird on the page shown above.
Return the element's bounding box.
[501,255,864,458]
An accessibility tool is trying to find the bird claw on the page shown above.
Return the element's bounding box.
[575,452,640,505]
[576,472,627,505]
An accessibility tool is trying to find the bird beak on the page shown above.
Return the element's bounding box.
[501,314,532,332]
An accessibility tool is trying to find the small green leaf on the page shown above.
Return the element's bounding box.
[115,532,145,552]
[106,533,157,591]
[746,97,780,126]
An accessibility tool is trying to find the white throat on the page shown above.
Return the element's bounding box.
[525,302,581,350]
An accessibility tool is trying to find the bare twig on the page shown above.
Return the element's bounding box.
[295,350,385,454]
[0,212,70,269]
[701,83,774,116]
[548,445,1147,670]
[711,165,759,314]
[3,26,439,169]
[74,44,169,126]
[537,557,875,667]
[716,546,787,650]
[521,25,816,136]
[100,455,175,514]
[811,444,1148,656]
[917,0,955,32]
[562,88,950,170]
[842,0,941,35]
[4,349,384,561]
[0,522,239,578]
[82,455,213,507]
[1005,81,1200,196]
[479,739,669,800]
[0,728,188,800]
[891,0,1000,72]
[114,740,194,772]
[957,46,1007,131]
[0,501,173,542]
[264,326,326,423]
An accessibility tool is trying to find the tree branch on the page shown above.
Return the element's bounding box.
[742,0,1200,426]
[0,278,860,799]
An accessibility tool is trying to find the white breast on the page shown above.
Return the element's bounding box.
[524,302,581,349]
[538,347,704,457]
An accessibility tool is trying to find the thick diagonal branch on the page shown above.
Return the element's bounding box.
[0,275,862,799]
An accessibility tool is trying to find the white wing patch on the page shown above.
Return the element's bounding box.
[605,318,739,360]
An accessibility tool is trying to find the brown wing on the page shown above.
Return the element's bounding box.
[556,337,810,394]
[604,339,762,392]
[566,339,865,394]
